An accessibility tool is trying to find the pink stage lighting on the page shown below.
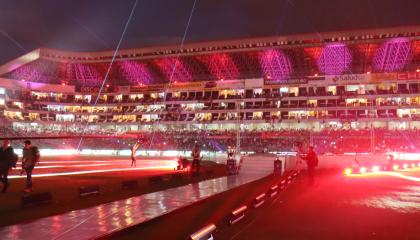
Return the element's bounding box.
[317,43,352,75]
[68,63,102,86]
[374,38,412,72]
[119,61,152,85]
[201,53,239,80]
[344,168,352,175]
[260,49,293,81]
[371,166,380,173]
[155,58,192,83]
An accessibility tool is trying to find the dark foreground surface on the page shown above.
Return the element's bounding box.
[0,156,226,227]
[110,168,420,240]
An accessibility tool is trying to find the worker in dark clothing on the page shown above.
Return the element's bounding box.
[301,146,319,186]
[0,140,17,193]
[21,140,40,193]
[191,143,201,174]
[130,140,140,167]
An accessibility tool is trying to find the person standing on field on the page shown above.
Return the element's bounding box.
[21,140,40,193]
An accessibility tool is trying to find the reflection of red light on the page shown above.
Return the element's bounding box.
[366,71,371,74]
[232,205,247,215]
[61,83,66,86]
[9,165,176,179]
[106,84,110,88]
[344,168,352,175]
[314,73,318,77]
[190,224,216,240]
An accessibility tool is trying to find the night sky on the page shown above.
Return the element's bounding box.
[1,0,419,64]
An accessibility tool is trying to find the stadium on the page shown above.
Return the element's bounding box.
[0,1,419,240]
[2,25,420,155]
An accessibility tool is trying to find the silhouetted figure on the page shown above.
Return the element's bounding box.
[0,140,17,193]
[131,141,140,167]
[21,140,40,193]
[191,143,201,174]
[301,146,319,186]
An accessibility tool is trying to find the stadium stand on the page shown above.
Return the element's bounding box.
[0,26,420,155]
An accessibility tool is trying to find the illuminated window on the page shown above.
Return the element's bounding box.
[4,111,23,120]
[327,86,336,95]
[173,92,181,98]
[114,94,122,101]
[308,99,318,107]
[29,113,40,120]
[288,87,298,95]
[13,102,23,109]
[279,87,288,93]
[56,114,75,122]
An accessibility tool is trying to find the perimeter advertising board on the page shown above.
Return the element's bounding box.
[397,72,420,80]
[325,74,369,83]
[370,73,397,82]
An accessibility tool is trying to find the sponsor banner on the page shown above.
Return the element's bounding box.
[117,86,130,93]
[76,86,113,93]
[130,84,165,92]
[204,81,217,88]
[370,73,397,82]
[129,80,247,92]
[170,82,205,90]
[397,72,420,80]
[264,78,308,85]
[218,80,245,89]
[326,74,370,83]
[244,78,263,88]
[306,76,325,81]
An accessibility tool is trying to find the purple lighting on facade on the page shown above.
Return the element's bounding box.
[155,58,192,82]
[374,38,412,72]
[317,43,352,75]
[119,61,152,85]
[67,63,102,86]
[10,67,43,83]
[260,49,293,81]
[9,59,58,83]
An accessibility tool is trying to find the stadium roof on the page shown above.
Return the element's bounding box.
[1,25,420,87]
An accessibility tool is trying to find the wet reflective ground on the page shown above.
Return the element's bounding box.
[0,172,267,240]
[218,168,420,240]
